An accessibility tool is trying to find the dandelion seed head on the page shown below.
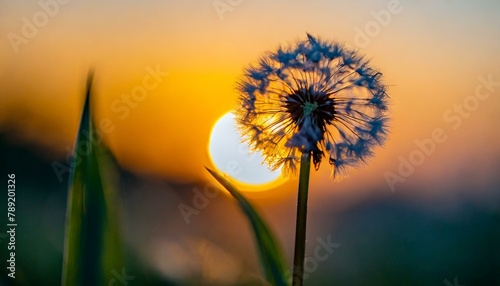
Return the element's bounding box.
[235,34,390,178]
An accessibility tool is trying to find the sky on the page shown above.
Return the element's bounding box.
[1,0,500,199]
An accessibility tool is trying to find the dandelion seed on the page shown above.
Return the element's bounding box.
[235,33,389,178]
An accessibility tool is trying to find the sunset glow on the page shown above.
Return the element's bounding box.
[208,112,282,189]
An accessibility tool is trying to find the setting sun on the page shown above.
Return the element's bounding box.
[208,112,282,188]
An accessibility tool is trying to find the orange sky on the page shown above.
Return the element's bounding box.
[1,0,500,198]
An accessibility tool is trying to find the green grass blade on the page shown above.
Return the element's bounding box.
[61,73,92,286]
[62,71,123,286]
[206,167,288,286]
[94,140,124,283]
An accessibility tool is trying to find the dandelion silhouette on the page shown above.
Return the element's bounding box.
[235,33,389,178]
[234,34,390,285]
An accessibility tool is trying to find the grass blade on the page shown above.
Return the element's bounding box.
[206,167,288,286]
[95,141,124,283]
[62,71,123,286]
[61,72,92,286]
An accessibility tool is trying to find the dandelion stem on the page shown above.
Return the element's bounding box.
[292,151,311,286]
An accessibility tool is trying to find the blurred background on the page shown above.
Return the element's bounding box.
[1,0,499,285]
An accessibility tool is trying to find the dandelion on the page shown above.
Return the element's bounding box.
[234,34,390,285]
[235,33,389,178]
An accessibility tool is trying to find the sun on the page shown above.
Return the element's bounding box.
[208,112,283,190]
